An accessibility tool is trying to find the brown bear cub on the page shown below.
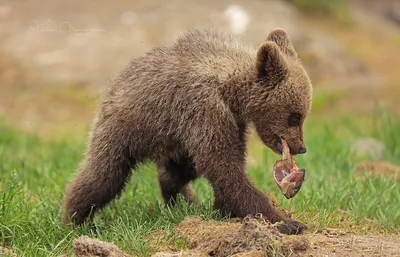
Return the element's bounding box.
[63,29,312,235]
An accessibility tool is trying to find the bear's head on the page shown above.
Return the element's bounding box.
[248,29,312,156]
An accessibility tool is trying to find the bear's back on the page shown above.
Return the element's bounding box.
[168,30,256,80]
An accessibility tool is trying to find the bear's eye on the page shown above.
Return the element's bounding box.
[288,113,301,127]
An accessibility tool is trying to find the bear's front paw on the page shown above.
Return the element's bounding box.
[276,220,307,235]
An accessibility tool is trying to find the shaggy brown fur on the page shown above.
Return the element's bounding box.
[63,29,312,235]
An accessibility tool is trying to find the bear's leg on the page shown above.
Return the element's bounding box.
[193,144,306,235]
[157,156,198,205]
[63,120,136,226]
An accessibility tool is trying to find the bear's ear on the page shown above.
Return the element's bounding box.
[267,29,296,57]
[256,42,288,83]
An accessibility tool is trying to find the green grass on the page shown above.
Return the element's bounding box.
[1,111,399,256]
[288,0,348,15]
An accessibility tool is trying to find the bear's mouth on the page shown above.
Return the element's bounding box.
[274,134,284,155]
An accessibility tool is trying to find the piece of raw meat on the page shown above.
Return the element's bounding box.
[273,140,306,199]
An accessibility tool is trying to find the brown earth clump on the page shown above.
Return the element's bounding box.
[73,236,132,257]
[170,215,309,257]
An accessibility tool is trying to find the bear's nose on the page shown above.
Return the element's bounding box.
[298,146,307,154]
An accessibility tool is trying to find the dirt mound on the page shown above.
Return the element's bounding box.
[153,215,309,257]
[73,236,132,257]
[356,161,400,182]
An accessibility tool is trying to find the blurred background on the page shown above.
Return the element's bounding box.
[0,0,399,138]
[0,2,400,253]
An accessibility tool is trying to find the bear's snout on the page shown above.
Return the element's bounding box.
[297,146,307,154]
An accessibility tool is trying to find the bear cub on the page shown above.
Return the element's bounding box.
[63,29,312,235]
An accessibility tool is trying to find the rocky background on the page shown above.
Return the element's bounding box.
[0,0,399,135]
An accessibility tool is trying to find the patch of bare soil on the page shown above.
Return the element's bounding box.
[307,228,400,257]
[356,161,400,182]
[71,216,400,257]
